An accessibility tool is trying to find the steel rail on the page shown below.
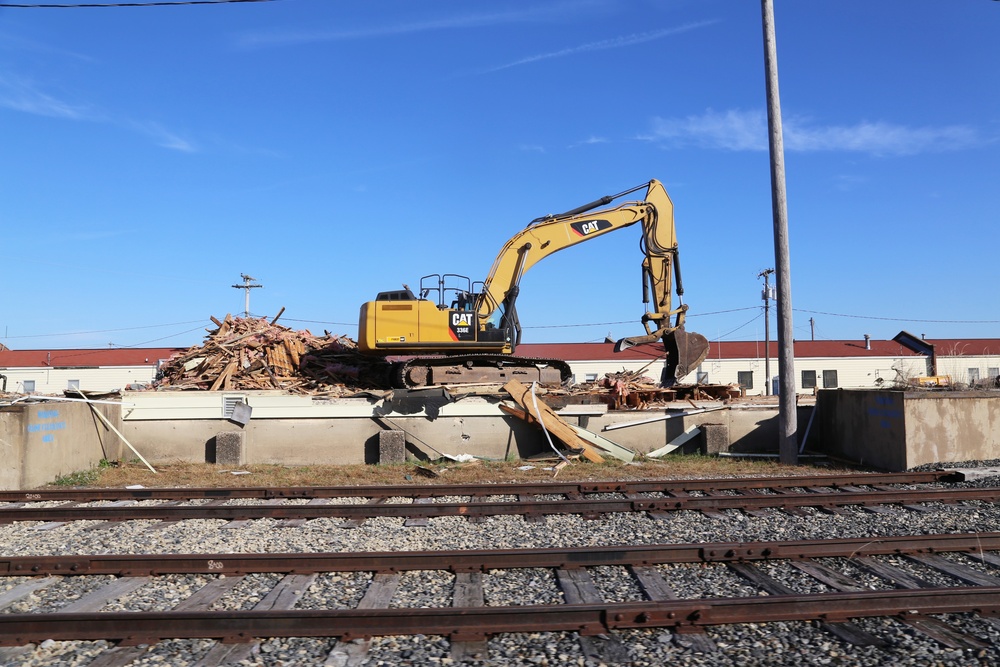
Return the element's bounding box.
[0,485,995,524]
[0,470,964,503]
[4,532,1000,576]
[2,587,1000,645]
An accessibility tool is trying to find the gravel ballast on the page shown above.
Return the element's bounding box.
[2,468,1000,666]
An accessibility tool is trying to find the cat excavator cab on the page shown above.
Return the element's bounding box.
[358,179,710,388]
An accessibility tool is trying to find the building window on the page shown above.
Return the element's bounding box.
[989,368,999,380]
[801,370,817,389]
[968,368,981,382]
[737,371,753,390]
[822,370,839,388]
[696,371,709,384]
[584,373,598,383]
[67,380,80,391]
[22,380,35,393]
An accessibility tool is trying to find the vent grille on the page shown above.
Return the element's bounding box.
[222,395,247,418]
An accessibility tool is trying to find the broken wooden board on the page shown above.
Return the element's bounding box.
[500,401,633,462]
[502,379,604,463]
[647,425,701,458]
[568,424,635,463]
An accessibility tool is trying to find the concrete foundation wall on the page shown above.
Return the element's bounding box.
[815,390,908,470]
[125,408,637,464]
[8,389,998,488]
[815,389,1000,471]
[903,393,1000,468]
[118,391,802,466]
[0,401,121,489]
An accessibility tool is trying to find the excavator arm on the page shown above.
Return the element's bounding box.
[475,179,709,385]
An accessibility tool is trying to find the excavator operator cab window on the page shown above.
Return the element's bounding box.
[375,288,418,302]
[479,305,508,343]
[451,291,475,312]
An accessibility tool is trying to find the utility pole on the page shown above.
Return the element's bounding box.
[761,0,798,464]
[810,317,815,341]
[231,274,263,318]
[758,268,775,395]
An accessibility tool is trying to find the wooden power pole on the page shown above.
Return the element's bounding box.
[761,0,798,464]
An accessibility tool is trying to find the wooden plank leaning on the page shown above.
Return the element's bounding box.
[502,379,604,463]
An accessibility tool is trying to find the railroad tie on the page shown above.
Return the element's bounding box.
[403,497,434,527]
[555,568,630,664]
[726,562,887,648]
[57,577,151,614]
[191,573,318,667]
[277,498,331,528]
[324,573,401,666]
[793,555,987,650]
[339,498,386,529]
[450,572,488,662]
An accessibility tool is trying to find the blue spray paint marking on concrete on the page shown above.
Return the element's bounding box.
[27,422,67,433]
[29,409,67,444]
[869,395,903,429]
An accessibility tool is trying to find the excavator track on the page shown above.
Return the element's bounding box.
[394,354,573,389]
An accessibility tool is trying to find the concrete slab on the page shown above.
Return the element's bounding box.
[947,467,1000,482]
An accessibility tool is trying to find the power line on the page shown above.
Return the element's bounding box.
[794,309,1000,325]
[692,306,762,317]
[282,318,356,328]
[117,325,210,348]
[1,319,207,340]
[716,313,763,341]
[521,307,761,330]
[4,307,993,346]
[0,0,274,7]
[522,320,633,330]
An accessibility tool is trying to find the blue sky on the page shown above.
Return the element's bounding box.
[0,0,997,351]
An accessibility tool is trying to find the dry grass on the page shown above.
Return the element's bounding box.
[70,456,855,489]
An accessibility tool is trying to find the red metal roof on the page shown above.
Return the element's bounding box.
[517,338,1000,361]
[0,348,180,368]
[2,338,999,369]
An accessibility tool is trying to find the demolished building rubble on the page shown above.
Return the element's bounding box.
[154,314,391,395]
[151,314,740,406]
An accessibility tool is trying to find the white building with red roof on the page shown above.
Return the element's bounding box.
[0,348,178,395]
[1,337,998,396]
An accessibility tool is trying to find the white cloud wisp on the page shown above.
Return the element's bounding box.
[646,108,983,156]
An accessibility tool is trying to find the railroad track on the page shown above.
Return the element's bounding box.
[4,468,998,665]
[0,470,978,526]
[3,532,1000,664]
[0,470,967,503]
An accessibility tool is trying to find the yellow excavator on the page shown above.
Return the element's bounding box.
[358,179,710,388]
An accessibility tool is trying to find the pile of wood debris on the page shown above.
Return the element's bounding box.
[582,369,741,409]
[153,314,391,395]
[151,314,740,404]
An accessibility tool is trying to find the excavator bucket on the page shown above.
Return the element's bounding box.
[660,326,710,386]
[614,325,710,387]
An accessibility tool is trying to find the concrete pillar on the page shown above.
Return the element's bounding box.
[700,423,730,455]
[378,430,407,464]
[215,431,245,465]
